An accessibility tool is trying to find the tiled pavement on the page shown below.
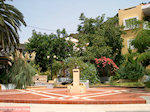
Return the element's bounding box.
[0,103,150,112]
[0,87,150,104]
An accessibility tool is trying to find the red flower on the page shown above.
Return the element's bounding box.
[95,56,119,73]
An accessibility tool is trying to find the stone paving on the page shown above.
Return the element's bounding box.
[0,87,150,104]
[0,103,150,112]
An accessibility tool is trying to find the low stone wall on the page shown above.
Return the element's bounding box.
[0,84,16,90]
[80,80,89,88]
[33,75,48,83]
[34,82,54,88]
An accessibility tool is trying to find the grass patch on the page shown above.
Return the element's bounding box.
[109,82,145,87]
[90,82,145,87]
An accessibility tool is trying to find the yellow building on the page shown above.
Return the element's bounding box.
[118,3,150,54]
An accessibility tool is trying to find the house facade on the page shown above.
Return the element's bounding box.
[118,3,150,54]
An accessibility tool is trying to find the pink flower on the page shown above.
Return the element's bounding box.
[95,56,119,73]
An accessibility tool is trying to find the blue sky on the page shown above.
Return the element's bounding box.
[7,0,149,43]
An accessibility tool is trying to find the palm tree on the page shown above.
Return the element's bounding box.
[0,0,26,52]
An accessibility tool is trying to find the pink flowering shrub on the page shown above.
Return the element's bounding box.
[95,57,119,76]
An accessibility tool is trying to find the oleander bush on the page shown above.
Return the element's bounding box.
[95,57,119,77]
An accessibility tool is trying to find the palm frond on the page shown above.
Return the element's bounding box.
[137,51,150,62]
[0,1,26,52]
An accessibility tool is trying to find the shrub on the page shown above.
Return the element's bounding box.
[111,72,121,81]
[146,69,150,76]
[117,61,145,81]
[81,63,99,84]
[52,60,63,77]
[145,81,150,88]
[0,68,10,84]
[8,59,36,89]
[64,57,87,76]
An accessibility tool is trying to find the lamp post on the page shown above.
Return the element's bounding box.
[47,55,56,80]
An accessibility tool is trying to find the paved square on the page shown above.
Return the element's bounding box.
[0,87,150,104]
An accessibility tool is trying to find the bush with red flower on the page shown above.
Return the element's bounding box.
[95,57,119,77]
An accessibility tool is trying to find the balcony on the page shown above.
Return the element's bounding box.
[142,4,150,16]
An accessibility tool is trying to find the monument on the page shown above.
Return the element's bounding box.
[67,67,86,93]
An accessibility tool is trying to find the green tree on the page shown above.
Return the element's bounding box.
[52,60,62,77]
[131,30,150,67]
[76,13,124,65]
[103,16,124,65]
[132,30,150,53]
[26,29,74,72]
[26,31,53,71]
[131,18,150,67]
[64,57,87,77]
[137,51,150,67]
[0,0,26,51]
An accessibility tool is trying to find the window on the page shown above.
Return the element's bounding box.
[127,39,134,49]
[123,17,138,30]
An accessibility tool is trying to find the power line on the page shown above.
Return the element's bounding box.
[27,25,77,33]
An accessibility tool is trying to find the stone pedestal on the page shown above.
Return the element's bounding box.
[67,69,86,93]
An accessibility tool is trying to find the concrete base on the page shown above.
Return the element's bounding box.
[0,84,16,90]
[67,85,86,93]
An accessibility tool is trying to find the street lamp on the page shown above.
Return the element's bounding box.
[47,56,50,59]
[47,55,56,80]
[53,55,56,59]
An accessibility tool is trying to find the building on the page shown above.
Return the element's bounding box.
[118,3,150,54]
[66,36,79,51]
